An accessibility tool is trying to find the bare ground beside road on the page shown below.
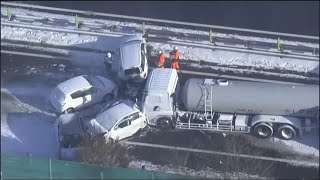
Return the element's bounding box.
[128,129,319,179]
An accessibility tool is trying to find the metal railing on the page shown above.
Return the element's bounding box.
[2,12,318,61]
[1,2,319,41]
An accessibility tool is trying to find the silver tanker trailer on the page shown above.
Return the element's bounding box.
[142,68,319,140]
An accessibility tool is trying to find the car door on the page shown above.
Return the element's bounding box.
[109,112,145,140]
[130,112,147,129]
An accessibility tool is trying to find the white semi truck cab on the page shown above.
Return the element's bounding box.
[142,68,319,140]
[142,68,179,128]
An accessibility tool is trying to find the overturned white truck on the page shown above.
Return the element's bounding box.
[142,68,319,140]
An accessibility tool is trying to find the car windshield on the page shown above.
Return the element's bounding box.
[83,75,104,86]
[51,87,66,102]
[99,99,125,114]
[95,111,116,131]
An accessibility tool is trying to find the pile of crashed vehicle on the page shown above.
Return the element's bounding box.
[49,34,319,160]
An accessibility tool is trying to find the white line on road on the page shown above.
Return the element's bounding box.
[123,141,319,167]
[1,50,70,61]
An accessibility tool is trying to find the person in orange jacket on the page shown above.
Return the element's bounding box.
[171,46,180,70]
[158,50,165,68]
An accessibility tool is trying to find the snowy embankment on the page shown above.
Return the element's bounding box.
[1,5,319,78]
[1,26,318,81]
[1,85,59,159]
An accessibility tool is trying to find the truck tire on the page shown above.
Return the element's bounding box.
[253,123,273,139]
[156,117,173,130]
[277,125,296,140]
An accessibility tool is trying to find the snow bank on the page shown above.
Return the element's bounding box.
[129,159,265,179]
[1,113,59,159]
[1,6,318,76]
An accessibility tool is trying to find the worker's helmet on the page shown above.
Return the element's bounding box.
[174,46,178,50]
[106,52,112,59]
[158,50,162,54]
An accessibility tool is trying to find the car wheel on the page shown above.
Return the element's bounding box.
[277,125,296,140]
[103,94,113,102]
[156,117,173,130]
[64,108,75,114]
[253,123,273,139]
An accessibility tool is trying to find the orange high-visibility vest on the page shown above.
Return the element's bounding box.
[173,50,179,61]
[159,53,165,63]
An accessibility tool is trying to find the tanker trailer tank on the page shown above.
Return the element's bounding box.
[181,78,319,118]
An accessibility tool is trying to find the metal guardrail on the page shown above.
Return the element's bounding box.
[1,1,319,41]
[1,14,319,61]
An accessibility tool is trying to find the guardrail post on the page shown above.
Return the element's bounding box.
[7,7,13,21]
[75,14,79,28]
[142,22,146,34]
[209,29,213,43]
[100,171,103,180]
[49,157,52,180]
[313,48,318,56]
[277,37,283,52]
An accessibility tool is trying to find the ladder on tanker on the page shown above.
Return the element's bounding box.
[203,79,214,120]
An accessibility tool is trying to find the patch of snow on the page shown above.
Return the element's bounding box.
[1,113,59,159]
[1,7,318,76]
[129,159,265,179]
[2,6,318,49]
[240,133,319,159]
[150,42,319,75]
[273,134,319,157]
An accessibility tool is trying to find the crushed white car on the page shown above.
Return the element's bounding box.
[49,75,117,113]
[105,34,148,82]
[58,113,85,160]
[86,99,147,140]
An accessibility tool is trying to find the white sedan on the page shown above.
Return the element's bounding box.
[86,100,147,141]
[49,75,117,113]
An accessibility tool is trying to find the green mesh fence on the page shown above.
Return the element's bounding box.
[1,154,192,179]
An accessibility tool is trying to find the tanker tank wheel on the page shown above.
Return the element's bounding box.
[156,117,173,130]
[253,123,273,139]
[277,125,296,140]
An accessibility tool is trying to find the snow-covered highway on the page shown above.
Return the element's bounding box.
[1,2,319,179]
